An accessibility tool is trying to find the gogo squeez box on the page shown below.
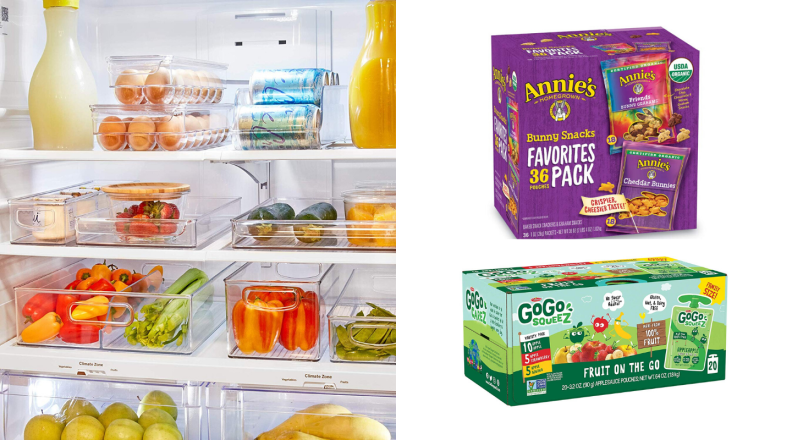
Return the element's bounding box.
[491,28,699,238]
[463,258,726,405]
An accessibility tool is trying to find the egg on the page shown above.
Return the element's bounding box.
[127,116,156,151]
[97,116,127,150]
[156,115,186,151]
[194,70,211,103]
[209,113,226,143]
[206,71,223,103]
[184,115,203,149]
[179,69,199,104]
[114,69,146,104]
[144,67,174,104]
[197,114,212,146]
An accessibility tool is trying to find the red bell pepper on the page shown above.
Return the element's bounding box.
[22,293,57,323]
[64,280,80,290]
[88,278,116,292]
[59,321,100,344]
[279,290,320,352]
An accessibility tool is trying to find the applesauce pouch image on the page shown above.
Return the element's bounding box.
[601,53,675,154]
[591,42,635,55]
[634,41,672,52]
[611,141,690,233]
[665,294,714,372]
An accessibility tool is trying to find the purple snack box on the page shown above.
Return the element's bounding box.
[491,27,698,239]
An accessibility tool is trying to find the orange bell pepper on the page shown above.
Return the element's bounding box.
[76,268,93,281]
[20,312,62,343]
[76,276,99,291]
[111,268,132,283]
[232,288,284,355]
[280,290,320,352]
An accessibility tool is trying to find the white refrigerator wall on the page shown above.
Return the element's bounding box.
[0,0,394,344]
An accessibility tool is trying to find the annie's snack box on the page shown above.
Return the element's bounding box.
[491,28,698,238]
[463,257,726,405]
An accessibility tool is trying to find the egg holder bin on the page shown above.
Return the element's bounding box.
[107,55,228,105]
[231,198,396,252]
[7,180,134,246]
[13,259,237,354]
[91,104,233,152]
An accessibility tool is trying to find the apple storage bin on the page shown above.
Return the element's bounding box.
[224,263,348,361]
[14,259,236,354]
[205,384,396,439]
[76,196,241,248]
[0,372,202,440]
[231,198,396,251]
[90,104,233,152]
[328,266,396,364]
[8,180,131,246]
[107,55,228,105]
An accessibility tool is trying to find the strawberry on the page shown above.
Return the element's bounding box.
[115,212,132,233]
[570,350,582,363]
[160,223,178,234]
[126,205,138,216]
[138,201,151,213]
[116,212,132,219]
[580,341,604,362]
[171,204,180,219]
[160,203,174,219]
[129,221,158,236]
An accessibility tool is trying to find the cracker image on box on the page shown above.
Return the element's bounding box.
[491,28,698,238]
[463,257,726,406]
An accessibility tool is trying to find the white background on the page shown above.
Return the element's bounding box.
[397,1,790,437]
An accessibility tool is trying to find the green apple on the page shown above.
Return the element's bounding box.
[99,402,139,428]
[58,398,100,424]
[105,419,144,440]
[23,414,64,440]
[137,409,176,430]
[137,391,178,421]
[61,415,104,440]
[141,423,183,440]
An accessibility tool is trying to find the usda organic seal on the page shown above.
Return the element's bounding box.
[669,57,693,83]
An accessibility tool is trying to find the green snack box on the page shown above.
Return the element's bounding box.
[463,257,726,405]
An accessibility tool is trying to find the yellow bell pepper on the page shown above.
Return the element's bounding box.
[71,296,110,320]
[20,312,62,343]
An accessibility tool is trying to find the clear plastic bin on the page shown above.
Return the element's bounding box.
[0,372,202,440]
[14,259,234,354]
[91,104,233,151]
[8,181,130,245]
[342,188,397,248]
[206,384,396,440]
[231,198,396,251]
[77,196,241,248]
[107,55,228,105]
[224,263,347,361]
[329,267,396,364]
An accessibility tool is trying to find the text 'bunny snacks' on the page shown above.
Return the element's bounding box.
[491,28,698,239]
[463,257,727,406]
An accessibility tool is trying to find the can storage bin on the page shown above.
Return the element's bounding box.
[107,55,228,105]
[329,266,396,364]
[14,259,235,354]
[91,104,233,151]
[0,372,202,440]
[224,263,346,361]
[231,197,396,251]
[206,384,396,440]
[8,180,130,245]
[76,196,241,248]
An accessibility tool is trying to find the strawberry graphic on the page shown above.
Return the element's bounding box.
[580,340,606,362]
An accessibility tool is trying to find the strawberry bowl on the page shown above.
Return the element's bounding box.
[101,182,190,243]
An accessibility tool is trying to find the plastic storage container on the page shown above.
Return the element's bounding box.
[231,198,396,251]
[107,55,228,105]
[98,182,191,244]
[329,267,396,364]
[206,384,396,440]
[0,372,202,440]
[224,263,346,361]
[342,188,397,248]
[91,104,233,151]
[77,196,240,248]
[8,181,129,245]
[14,259,234,354]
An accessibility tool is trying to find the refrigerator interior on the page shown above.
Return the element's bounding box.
[0,0,395,438]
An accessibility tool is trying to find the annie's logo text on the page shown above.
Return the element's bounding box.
[525,73,596,103]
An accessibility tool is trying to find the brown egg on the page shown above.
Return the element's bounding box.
[127,116,156,151]
[122,117,134,130]
[194,71,211,103]
[206,71,223,103]
[184,115,203,149]
[97,116,127,151]
[114,69,146,104]
[156,115,186,151]
[144,68,174,104]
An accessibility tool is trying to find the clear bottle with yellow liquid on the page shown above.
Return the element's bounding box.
[29,0,97,150]
[349,0,396,149]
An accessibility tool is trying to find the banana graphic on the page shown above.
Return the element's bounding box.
[613,312,632,339]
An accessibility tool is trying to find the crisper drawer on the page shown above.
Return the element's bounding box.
[14,259,237,354]
[329,267,396,364]
[0,372,202,440]
[224,263,348,362]
[206,385,396,440]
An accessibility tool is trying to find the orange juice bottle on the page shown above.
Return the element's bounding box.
[349,0,396,149]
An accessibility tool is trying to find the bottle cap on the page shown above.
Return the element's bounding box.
[44,0,79,9]
[677,294,712,308]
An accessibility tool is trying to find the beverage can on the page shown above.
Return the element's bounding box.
[236,104,322,150]
[249,69,330,107]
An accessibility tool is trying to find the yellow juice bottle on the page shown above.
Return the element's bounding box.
[29,0,97,151]
[349,0,396,149]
